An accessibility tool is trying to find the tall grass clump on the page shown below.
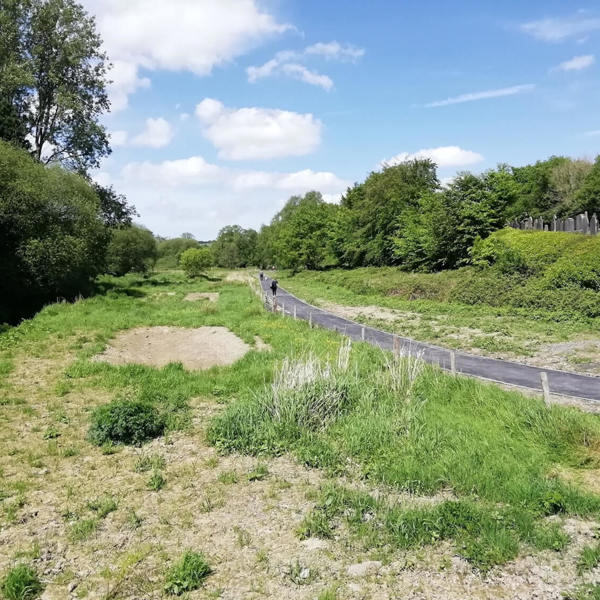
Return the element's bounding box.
[209,341,600,568]
[164,551,211,596]
[208,341,364,455]
[1,564,42,600]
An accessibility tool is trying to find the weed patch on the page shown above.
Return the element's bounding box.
[0,564,42,600]
[210,345,600,569]
[88,399,165,446]
[164,551,212,596]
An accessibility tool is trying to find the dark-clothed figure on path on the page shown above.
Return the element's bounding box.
[270,279,278,296]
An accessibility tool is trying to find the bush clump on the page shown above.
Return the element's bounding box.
[88,399,165,446]
[179,247,213,278]
[1,564,42,600]
[164,551,212,596]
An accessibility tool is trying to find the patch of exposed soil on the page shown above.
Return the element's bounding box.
[93,326,250,370]
[2,352,600,599]
[254,335,272,351]
[320,301,600,378]
[321,300,421,325]
[184,292,219,303]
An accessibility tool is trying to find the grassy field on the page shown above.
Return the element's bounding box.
[2,271,600,599]
[275,267,600,375]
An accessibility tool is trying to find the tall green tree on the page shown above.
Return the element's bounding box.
[0,0,110,172]
[93,184,137,229]
[0,140,108,323]
[106,227,157,276]
[393,170,520,271]
[212,225,258,268]
[574,156,600,217]
[268,191,338,271]
[333,159,439,267]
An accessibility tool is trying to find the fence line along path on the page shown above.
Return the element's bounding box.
[260,276,600,402]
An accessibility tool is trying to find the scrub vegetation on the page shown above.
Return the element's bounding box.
[2,273,600,598]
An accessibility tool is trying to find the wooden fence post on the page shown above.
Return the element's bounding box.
[540,372,551,406]
[450,351,456,375]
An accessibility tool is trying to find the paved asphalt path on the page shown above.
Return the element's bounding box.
[260,276,600,402]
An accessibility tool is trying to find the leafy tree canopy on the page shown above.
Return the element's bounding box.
[0,0,110,173]
[106,226,157,276]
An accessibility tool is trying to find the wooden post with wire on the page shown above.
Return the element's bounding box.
[450,351,456,375]
[361,326,365,341]
[309,312,312,328]
[540,372,551,406]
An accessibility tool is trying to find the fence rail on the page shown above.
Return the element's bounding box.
[510,212,598,235]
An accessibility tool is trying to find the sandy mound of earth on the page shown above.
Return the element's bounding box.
[94,326,250,370]
[184,292,219,302]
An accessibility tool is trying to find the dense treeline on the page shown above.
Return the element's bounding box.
[0,0,140,324]
[245,155,600,273]
[0,142,111,322]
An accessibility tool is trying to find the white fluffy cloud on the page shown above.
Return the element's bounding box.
[121,156,347,192]
[82,0,291,111]
[521,13,600,42]
[305,42,365,61]
[381,146,484,169]
[280,64,333,91]
[111,156,349,238]
[122,156,224,185]
[425,84,535,108]
[231,168,347,192]
[131,118,174,148]
[246,40,364,89]
[110,130,129,147]
[555,54,595,71]
[195,98,322,160]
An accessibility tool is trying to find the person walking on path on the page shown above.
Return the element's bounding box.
[270,279,278,297]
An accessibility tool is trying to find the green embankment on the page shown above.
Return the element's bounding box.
[275,229,600,360]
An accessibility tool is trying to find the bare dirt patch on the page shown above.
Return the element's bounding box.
[93,326,250,370]
[254,335,272,352]
[321,300,422,325]
[184,292,219,303]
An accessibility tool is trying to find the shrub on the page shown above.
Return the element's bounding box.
[0,140,109,324]
[0,565,42,600]
[106,226,158,276]
[147,470,166,491]
[88,400,165,446]
[179,247,213,278]
[164,551,212,596]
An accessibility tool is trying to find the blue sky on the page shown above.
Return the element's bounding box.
[83,0,600,239]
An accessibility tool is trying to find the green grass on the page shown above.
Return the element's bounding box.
[564,584,600,600]
[69,517,98,541]
[0,564,42,600]
[209,342,600,570]
[87,495,117,518]
[577,540,600,574]
[2,269,600,581]
[276,267,600,359]
[164,551,212,596]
